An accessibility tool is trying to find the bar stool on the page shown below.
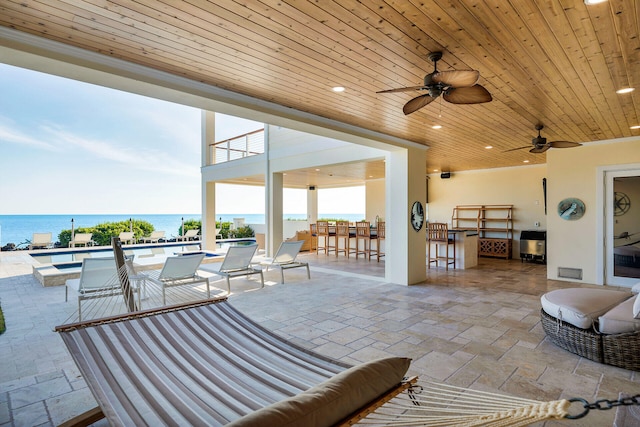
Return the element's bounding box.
[316,221,329,255]
[371,221,385,262]
[427,222,455,270]
[335,221,354,257]
[355,221,372,259]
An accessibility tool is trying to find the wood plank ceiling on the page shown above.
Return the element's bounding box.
[1,0,638,175]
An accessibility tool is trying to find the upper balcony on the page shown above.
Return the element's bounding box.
[209,129,264,165]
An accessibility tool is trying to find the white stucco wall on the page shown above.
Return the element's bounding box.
[546,137,640,285]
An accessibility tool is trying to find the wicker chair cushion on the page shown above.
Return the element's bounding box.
[599,297,640,334]
[541,288,632,329]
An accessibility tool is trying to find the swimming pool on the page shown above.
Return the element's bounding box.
[31,238,256,286]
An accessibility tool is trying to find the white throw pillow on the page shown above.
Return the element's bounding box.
[634,293,640,319]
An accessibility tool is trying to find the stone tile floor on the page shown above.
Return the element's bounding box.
[0,249,638,426]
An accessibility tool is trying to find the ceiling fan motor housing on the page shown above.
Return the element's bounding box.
[532,136,547,147]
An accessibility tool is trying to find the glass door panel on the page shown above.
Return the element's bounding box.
[606,171,640,286]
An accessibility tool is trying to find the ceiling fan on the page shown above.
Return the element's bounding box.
[377,51,492,115]
[505,125,582,153]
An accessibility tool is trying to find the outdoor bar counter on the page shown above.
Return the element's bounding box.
[449,228,479,269]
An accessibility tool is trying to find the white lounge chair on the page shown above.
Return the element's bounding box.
[140,231,165,243]
[141,253,210,304]
[199,244,263,294]
[69,233,94,247]
[258,240,310,284]
[65,257,139,321]
[118,231,135,245]
[29,232,53,250]
[176,229,200,242]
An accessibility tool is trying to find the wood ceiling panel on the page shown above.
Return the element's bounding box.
[0,0,638,177]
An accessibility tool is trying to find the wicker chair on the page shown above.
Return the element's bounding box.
[540,287,640,371]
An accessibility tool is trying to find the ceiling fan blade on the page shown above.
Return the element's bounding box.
[530,145,550,153]
[503,146,531,152]
[443,85,492,104]
[549,140,582,148]
[377,85,425,94]
[432,70,480,87]
[403,94,437,115]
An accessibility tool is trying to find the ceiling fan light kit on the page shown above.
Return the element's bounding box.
[377,51,492,115]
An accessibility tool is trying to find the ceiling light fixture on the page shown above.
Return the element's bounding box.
[432,125,442,129]
[523,160,530,163]
[616,87,635,94]
[485,145,493,149]
[631,125,640,130]
[584,0,607,4]
[332,86,345,92]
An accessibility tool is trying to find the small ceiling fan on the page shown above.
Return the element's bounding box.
[505,125,582,153]
[377,51,492,115]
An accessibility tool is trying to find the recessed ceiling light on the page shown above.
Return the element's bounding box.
[433,169,439,172]
[631,125,640,130]
[485,145,493,149]
[584,0,607,4]
[616,87,635,94]
[523,160,530,163]
[432,125,442,129]
[332,86,345,92]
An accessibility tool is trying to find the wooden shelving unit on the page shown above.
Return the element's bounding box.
[451,205,513,259]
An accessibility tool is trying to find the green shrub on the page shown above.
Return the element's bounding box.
[233,225,255,238]
[58,219,155,247]
[179,219,201,236]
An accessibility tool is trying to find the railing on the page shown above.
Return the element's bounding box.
[209,129,264,164]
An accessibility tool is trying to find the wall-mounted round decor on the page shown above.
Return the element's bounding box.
[557,198,585,221]
[614,192,631,216]
[411,201,424,231]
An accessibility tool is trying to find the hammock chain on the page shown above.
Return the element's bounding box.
[566,394,640,419]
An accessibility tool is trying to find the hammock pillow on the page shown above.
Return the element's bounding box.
[227,356,411,427]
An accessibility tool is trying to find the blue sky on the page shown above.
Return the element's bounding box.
[0,63,364,215]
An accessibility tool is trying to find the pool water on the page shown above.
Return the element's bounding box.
[30,243,205,265]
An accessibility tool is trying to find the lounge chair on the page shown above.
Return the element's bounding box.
[176,229,200,242]
[257,240,310,283]
[65,257,139,321]
[29,232,53,250]
[140,230,165,243]
[69,233,94,247]
[199,244,263,293]
[140,253,210,304]
[118,231,135,245]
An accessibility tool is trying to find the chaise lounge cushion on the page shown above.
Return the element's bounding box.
[541,288,632,329]
[228,356,411,427]
[599,297,640,334]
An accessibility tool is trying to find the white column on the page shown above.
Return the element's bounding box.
[386,147,427,285]
[201,111,216,250]
[267,172,284,256]
[307,186,318,223]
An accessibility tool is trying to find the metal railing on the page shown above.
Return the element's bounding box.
[209,129,264,164]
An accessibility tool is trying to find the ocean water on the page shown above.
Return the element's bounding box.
[0,213,364,247]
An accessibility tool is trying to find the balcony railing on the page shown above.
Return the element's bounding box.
[209,129,264,164]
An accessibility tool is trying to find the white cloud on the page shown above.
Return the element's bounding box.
[0,119,59,150]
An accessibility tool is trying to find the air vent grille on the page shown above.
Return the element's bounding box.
[558,267,583,280]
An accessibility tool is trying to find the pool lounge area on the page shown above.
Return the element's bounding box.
[30,238,256,286]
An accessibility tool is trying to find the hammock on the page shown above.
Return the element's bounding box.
[54,239,635,426]
[56,298,414,426]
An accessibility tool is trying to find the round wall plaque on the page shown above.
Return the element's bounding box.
[557,198,585,221]
[411,201,424,231]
